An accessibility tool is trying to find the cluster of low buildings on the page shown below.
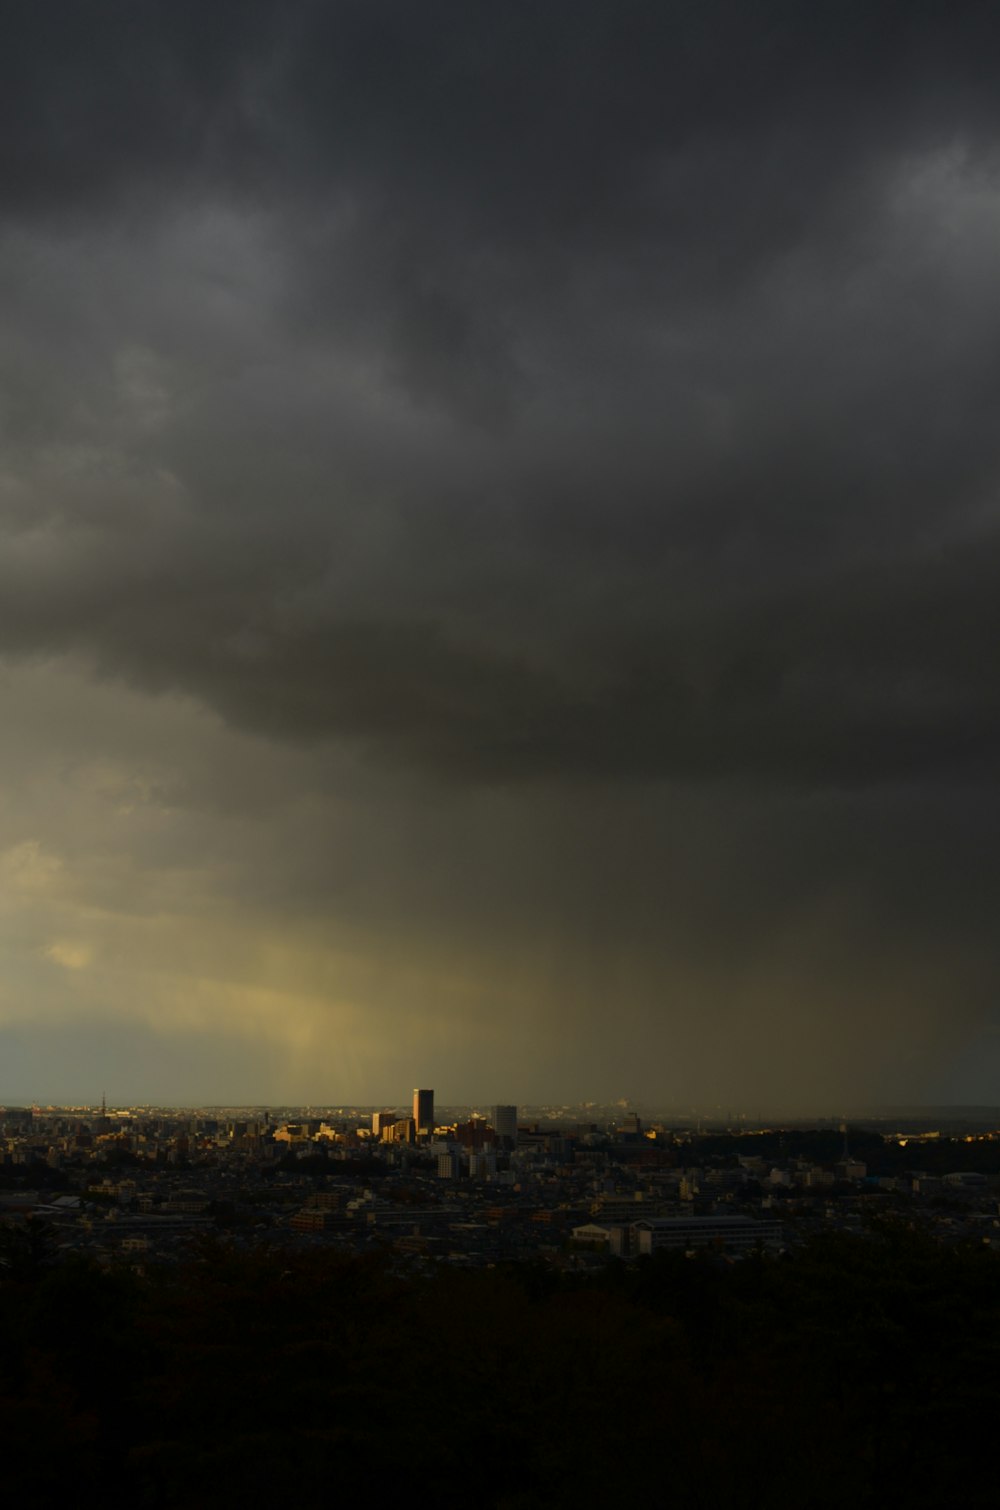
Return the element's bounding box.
[3,1097,1000,1270]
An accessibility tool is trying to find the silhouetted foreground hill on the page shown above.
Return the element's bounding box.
[1,1227,998,1506]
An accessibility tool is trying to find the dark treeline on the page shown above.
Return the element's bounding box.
[695,1128,1000,1175]
[1,1225,998,1506]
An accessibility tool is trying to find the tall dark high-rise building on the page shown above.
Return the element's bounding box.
[413,1088,434,1137]
[492,1105,518,1149]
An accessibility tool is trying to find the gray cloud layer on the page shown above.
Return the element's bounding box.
[1,3,998,1105]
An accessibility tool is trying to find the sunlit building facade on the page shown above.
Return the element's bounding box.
[413,1088,434,1137]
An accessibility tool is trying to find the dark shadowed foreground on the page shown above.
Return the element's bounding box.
[1,1227,997,1507]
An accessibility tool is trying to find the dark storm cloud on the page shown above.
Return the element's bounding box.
[3,0,1000,793]
[9,2,1000,1109]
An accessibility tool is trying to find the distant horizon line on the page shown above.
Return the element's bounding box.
[4,1099,1000,1119]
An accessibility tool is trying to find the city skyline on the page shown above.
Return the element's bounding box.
[2,5,1000,1110]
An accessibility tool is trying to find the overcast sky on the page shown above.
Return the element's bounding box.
[2,1,999,1110]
